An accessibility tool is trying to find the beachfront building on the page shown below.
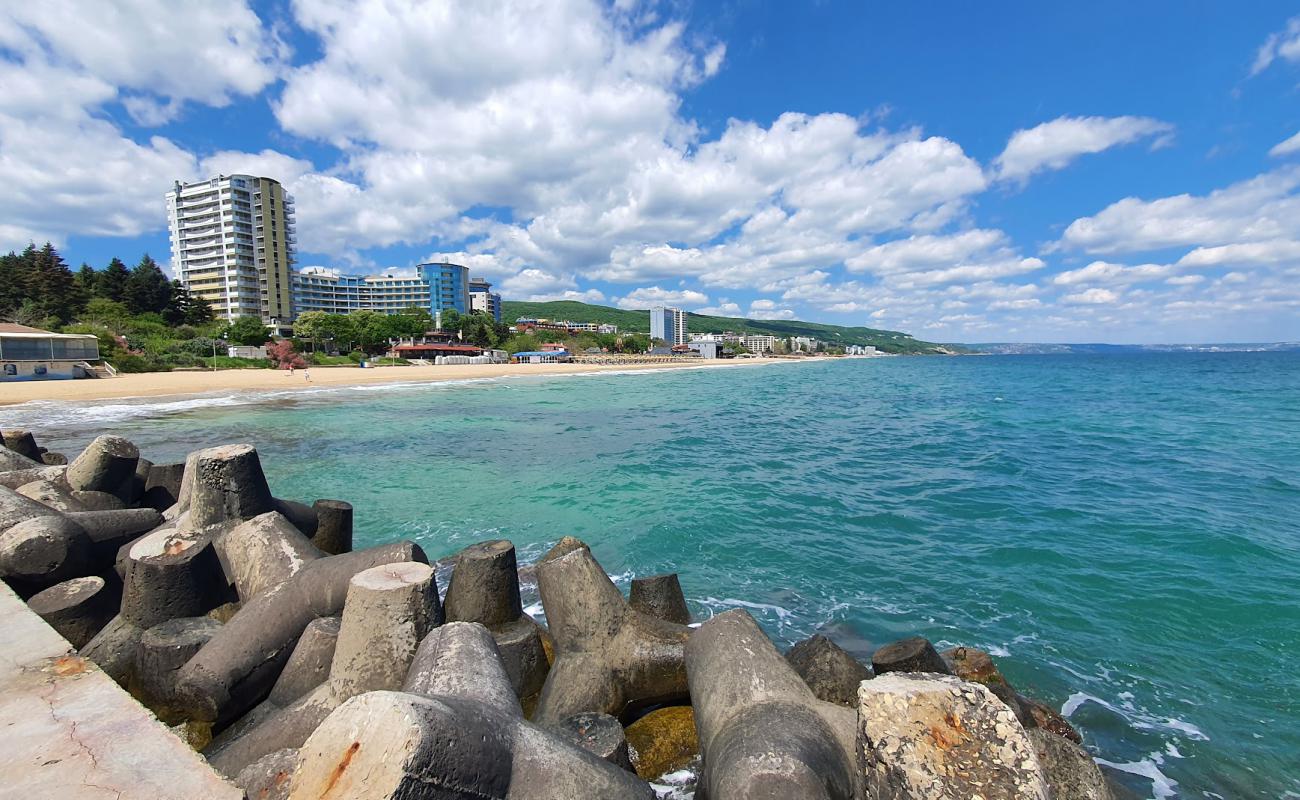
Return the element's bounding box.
[289,262,472,319]
[650,306,687,345]
[469,277,502,322]
[166,174,296,326]
[845,345,879,355]
[790,336,819,353]
[0,324,101,381]
[512,349,572,363]
[743,334,778,354]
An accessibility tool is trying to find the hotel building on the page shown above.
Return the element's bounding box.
[469,277,502,322]
[166,175,296,324]
[742,334,778,354]
[650,306,688,346]
[290,262,477,319]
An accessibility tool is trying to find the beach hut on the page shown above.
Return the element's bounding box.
[0,324,102,381]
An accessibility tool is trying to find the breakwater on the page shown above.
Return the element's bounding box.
[0,429,1118,799]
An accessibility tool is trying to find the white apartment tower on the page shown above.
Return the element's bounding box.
[166,175,297,324]
[650,306,688,346]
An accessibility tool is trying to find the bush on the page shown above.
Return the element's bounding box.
[113,354,163,373]
[347,350,366,363]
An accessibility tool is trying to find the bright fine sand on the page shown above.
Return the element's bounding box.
[0,358,798,406]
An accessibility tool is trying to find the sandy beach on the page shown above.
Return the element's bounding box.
[0,357,803,406]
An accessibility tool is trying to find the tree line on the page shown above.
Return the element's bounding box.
[0,243,214,329]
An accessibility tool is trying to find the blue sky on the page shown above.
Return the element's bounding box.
[3,1,1300,343]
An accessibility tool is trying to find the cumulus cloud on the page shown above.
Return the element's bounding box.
[1269,131,1300,157]
[1060,288,1120,305]
[747,300,796,320]
[1056,167,1300,254]
[1052,260,1172,286]
[1250,16,1300,76]
[994,115,1173,183]
[614,286,710,309]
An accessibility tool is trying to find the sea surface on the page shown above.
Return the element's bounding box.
[5,352,1299,799]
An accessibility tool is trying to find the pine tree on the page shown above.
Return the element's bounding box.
[76,263,98,297]
[185,290,215,326]
[28,243,78,324]
[124,254,172,315]
[98,257,131,303]
[0,250,26,317]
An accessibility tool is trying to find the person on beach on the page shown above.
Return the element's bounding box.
[289,366,294,376]
[304,368,311,382]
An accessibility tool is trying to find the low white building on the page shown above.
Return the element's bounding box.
[742,334,778,354]
[0,324,101,381]
[790,336,818,352]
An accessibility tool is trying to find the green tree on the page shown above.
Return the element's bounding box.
[27,243,80,324]
[98,258,131,303]
[162,280,212,327]
[80,298,131,328]
[225,315,270,347]
[314,314,357,352]
[76,263,98,298]
[0,250,24,316]
[184,291,215,326]
[124,254,172,315]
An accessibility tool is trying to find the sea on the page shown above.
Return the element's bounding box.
[4,352,1298,799]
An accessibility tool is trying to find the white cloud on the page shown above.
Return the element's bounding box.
[1176,239,1300,268]
[614,286,710,309]
[1052,260,1172,286]
[1166,275,1204,286]
[1056,167,1300,254]
[0,1,283,123]
[747,300,796,320]
[994,115,1173,183]
[1269,131,1300,157]
[1060,288,1120,305]
[1250,16,1300,76]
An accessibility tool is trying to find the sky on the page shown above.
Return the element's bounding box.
[2,1,1300,344]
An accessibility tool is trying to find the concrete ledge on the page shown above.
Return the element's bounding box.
[0,581,240,799]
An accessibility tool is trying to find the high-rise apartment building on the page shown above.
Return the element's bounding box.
[469,277,502,322]
[166,175,296,324]
[650,306,687,345]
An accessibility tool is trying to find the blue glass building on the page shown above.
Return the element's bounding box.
[417,262,471,315]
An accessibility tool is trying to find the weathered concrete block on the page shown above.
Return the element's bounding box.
[445,539,549,700]
[144,462,186,511]
[235,748,297,800]
[309,499,352,555]
[290,622,654,799]
[0,443,43,472]
[787,633,873,707]
[186,444,275,528]
[857,672,1049,800]
[26,574,117,648]
[1,429,43,461]
[206,562,442,776]
[120,527,229,629]
[66,434,139,496]
[69,490,125,511]
[534,540,689,725]
[0,515,94,596]
[872,635,952,676]
[0,484,60,531]
[0,464,67,490]
[1029,728,1112,800]
[81,613,145,685]
[687,609,858,800]
[220,511,323,599]
[176,541,427,726]
[557,712,634,771]
[16,479,85,512]
[628,573,691,625]
[135,616,224,721]
[267,616,340,707]
[41,451,68,466]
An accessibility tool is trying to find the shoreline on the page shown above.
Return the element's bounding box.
[0,356,822,407]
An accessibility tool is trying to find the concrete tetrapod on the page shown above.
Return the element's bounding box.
[309,499,352,555]
[628,573,691,625]
[289,621,655,799]
[206,561,442,776]
[533,540,690,725]
[66,434,140,498]
[686,609,859,800]
[1,504,158,597]
[871,635,952,676]
[219,511,325,600]
[857,672,1049,800]
[174,541,427,727]
[26,575,118,647]
[266,616,341,707]
[444,539,549,700]
[1,429,44,462]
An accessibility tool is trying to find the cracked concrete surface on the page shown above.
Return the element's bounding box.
[0,581,240,799]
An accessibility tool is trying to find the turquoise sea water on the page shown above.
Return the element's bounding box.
[6,353,1299,799]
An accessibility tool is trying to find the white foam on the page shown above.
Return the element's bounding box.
[1096,753,1179,800]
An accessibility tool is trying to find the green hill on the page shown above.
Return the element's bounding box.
[500,300,951,354]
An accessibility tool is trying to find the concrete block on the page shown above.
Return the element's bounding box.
[787,633,873,707]
[628,573,691,625]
